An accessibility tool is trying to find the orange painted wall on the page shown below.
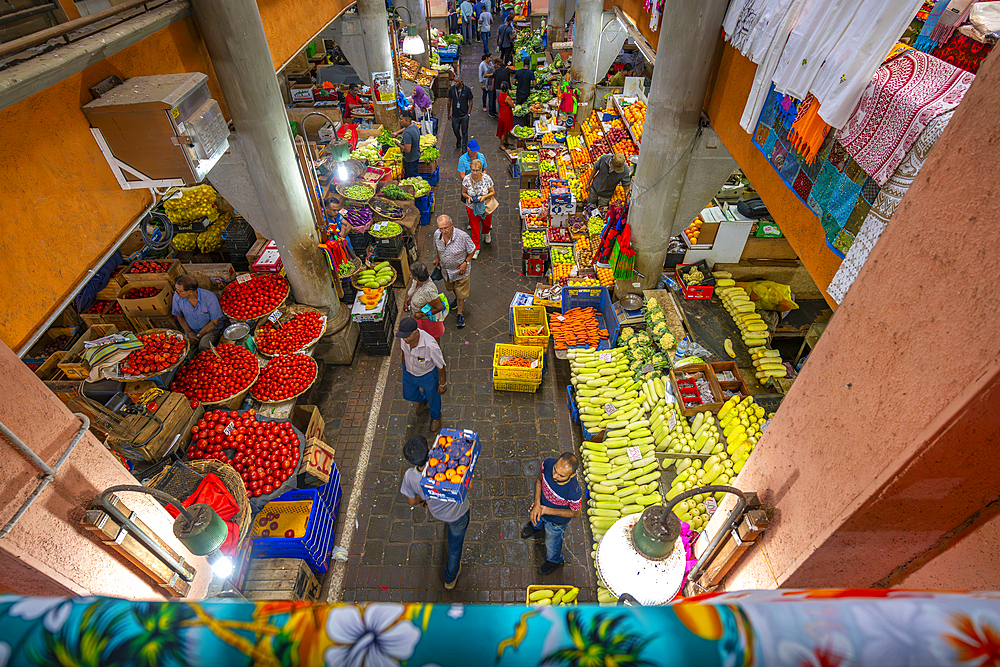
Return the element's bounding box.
[606,0,659,51]
[705,43,843,307]
[1,0,352,352]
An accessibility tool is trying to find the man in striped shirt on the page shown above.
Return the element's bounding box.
[521,453,581,575]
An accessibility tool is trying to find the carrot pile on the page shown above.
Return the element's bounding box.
[499,356,533,367]
[550,307,609,350]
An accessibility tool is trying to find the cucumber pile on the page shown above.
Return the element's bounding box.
[527,586,579,606]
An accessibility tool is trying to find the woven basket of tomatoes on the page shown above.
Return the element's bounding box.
[254,306,328,358]
[219,273,290,323]
[250,353,319,404]
[107,329,189,380]
[181,407,304,500]
[170,343,260,407]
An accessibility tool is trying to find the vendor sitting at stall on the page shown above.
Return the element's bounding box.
[588,153,632,206]
[342,83,366,120]
[171,276,225,351]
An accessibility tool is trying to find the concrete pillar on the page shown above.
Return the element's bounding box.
[569,0,602,124]
[624,0,730,289]
[191,0,344,325]
[713,49,1000,591]
[358,0,401,131]
[548,0,567,44]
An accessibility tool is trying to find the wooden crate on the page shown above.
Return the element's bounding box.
[95,266,130,301]
[82,494,194,597]
[669,363,725,416]
[43,379,79,407]
[710,361,749,398]
[25,327,79,359]
[122,259,186,284]
[106,391,203,463]
[241,558,321,601]
[130,315,178,332]
[34,351,68,380]
[57,324,118,380]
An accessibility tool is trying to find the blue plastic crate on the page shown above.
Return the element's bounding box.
[316,462,344,520]
[415,191,434,213]
[252,488,336,573]
[420,209,431,226]
[560,286,620,349]
[419,428,481,504]
[567,384,580,425]
[582,423,601,441]
[419,166,440,187]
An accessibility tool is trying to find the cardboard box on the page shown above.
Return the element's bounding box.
[356,124,384,139]
[182,263,236,289]
[291,405,325,442]
[298,438,337,487]
[290,85,315,102]
[123,259,186,284]
[419,429,481,503]
[246,239,270,265]
[252,243,283,273]
[117,282,172,317]
[418,159,438,174]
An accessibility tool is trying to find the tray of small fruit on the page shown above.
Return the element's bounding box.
[170,343,261,406]
[254,306,328,358]
[524,214,548,229]
[106,329,189,380]
[250,353,318,404]
[547,227,573,245]
[550,246,575,264]
[220,274,290,323]
[522,230,547,249]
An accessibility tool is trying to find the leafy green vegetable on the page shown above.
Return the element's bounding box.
[381,184,414,200]
[399,177,431,197]
[420,147,440,162]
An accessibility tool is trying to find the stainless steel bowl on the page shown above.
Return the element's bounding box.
[620,293,643,310]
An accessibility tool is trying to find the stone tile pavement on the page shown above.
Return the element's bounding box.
[311,40,595,604]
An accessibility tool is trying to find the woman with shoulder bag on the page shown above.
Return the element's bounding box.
[462,158,496,257]
[403,261,449,345]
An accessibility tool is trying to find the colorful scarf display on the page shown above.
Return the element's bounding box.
[914,0,951,50]
[788,95,830,163]
[835,49,974,185]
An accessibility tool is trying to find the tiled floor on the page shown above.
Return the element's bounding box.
[312,40,594,604]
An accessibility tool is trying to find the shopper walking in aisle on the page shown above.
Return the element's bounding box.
[459,0,475,43]
[396,112,421,178]
[479,53,494,113]
[513,58,535,126]
[433,215,476,329]
[412,85,434,123]
[497,14,514,64]
[588,153,632,206]
[473,0,486,40]
[172,276,224,350]
[457,141,487,203]
[462,159,496,257]
[400,434,470,588]
[403,261,448,345]
[479,4,493,53]
[496,81,516,148]
[521,453,581,576]
[447,77,474,150]
[397,317,447,432]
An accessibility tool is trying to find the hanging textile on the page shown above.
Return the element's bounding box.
[917,0,937,19]
[933,31,997,72]
[826,110,954,303]
[771,0,862,100]
[835,49,974,185]
[913,0,950,51]
[787,95,830,163]
[929,0,977,43]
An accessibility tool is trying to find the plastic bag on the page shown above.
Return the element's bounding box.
[746,280,798,312]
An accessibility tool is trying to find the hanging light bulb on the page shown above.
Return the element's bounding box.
[402,24,426,55]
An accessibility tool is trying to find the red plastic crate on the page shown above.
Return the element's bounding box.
[675,263,715,299]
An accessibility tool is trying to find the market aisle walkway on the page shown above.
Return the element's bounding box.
[315,40,595,604]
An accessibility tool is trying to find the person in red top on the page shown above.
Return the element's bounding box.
[496,81,516,148]
[342,83,364,120]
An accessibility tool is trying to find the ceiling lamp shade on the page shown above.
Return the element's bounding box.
[402,24,425,55]
[596,485,746,605]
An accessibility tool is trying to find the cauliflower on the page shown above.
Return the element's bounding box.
[659,333,676,349]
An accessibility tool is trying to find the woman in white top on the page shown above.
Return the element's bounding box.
[461,158,495,257]
[403,261,447,341]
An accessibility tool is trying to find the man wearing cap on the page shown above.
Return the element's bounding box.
[397,317,448,432]
[588,153,632,206]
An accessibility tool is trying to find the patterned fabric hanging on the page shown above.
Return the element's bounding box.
[787,95,830,163]
[610,222,635,280]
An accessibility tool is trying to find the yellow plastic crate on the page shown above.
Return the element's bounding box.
[493,343,544,381]
[492,369,542,393]
[513,304,550,348]
[526,584,580,606]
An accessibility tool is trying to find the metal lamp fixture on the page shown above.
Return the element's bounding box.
[97,485,229,582]
[595,485,747,605]
[395,6,426,55]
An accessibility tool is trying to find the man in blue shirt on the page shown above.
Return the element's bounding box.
[171,276,225,350]
[459,0,475,44]
[457,140,487,204]
[522,453,581,575]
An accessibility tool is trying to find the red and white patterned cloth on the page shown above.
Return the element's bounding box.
[836,49,974,185]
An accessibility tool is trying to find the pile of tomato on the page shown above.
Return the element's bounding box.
[120,332,186,375]
[255,311,324,356]
[186,408,301,497]
[220,274,289,320]
[251,354,317,402]
[122,286,161,299]
[129,261,173,273]
[170,343,258,402]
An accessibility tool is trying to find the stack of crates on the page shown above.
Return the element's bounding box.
[224,215,256,271]
[357,291,398,355]
[415,191,434,226]
[492,343,544,392]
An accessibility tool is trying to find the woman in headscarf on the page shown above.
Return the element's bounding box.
[412,85,434,122]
